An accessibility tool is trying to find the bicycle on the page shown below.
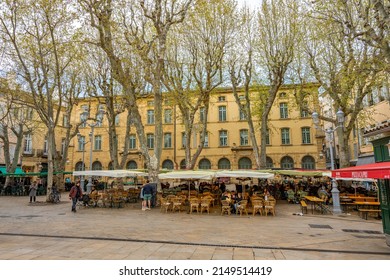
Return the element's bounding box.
[48,187,61,203]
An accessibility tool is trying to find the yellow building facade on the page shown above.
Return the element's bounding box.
[65,83,326,173]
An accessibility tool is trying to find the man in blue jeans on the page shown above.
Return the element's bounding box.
[142,180,154,210]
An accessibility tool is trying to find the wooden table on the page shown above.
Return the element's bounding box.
[304,196,325,214]
[340,197,354,213]
[353,201,381,219]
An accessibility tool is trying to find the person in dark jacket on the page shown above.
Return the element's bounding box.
[142,180,154,210]
[69,181,83,212]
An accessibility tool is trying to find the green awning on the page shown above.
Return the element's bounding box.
[0,166,25,176]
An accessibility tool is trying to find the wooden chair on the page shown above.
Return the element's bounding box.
[160,197,171,213]
[101,193,111,208]
[189,198,200,214]
[221,200,231,215]
[236,200,248,216]
[111,193,124,208]
[252,199,263,216]
[171,197,183,212]
[264,199,276,216]
[200,198,212,214]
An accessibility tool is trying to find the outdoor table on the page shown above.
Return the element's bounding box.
[353,201,381,219]
[304,196,325,214]
[353,201,380,209]
[340,197,354,214]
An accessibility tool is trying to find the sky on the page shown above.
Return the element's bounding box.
[236,0,261,9]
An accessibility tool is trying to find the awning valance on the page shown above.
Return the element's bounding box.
[0,166,25,176]
[331,162,390,180]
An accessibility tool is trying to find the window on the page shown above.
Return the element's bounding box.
[203,131,209,147]
[147,100,154,106]
[280,103,288,119]
[62,115,68,127]
[78,136,85,151]
[300,101,309,117]
[199,107,206,122]
[147,110,154,124]
[162,160,174,170]
[218,96,226,102]
[75,161,84,171]
[61,138,66,155]
[180,159,186,170]
[43,137,48,154]
[182,132,187,148]
[301,156,315,170]
[219,130,228,146]
[147,133,154,149]
[218,106,227,122]
[24,107,34,119]
[281,156,294,169]
[24,134,33,153]
[239,108,247,120]
[115,114,120,126]
[301,127,311,144]
[238,157,252,169]
[94,135,102,150]
[266,157,274,168]
[240,129,249,146]
[80,113,86,127]
[164,133,172,148]
[92,161,102,170]
[266,129,270,145]
[218,158,231,169]
[164,109,172,124]
[126,160,138,169]
[199,158,211,169]
[281,128,290,145]
[129,134,137,149]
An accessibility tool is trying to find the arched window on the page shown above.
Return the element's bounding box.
[266,157,274,169]
[75,161,84,171]
[301,156,315,170]
[180,159,186,170]
[218,158,231,169]
[126,160,138,170]
[108,161,114,170]
[198,158,211,169]
[162,159,174,170]
[238,157,252,169]
[281,156,294,169]
[92,161,102,170]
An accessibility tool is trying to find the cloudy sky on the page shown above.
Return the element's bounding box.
[236,0,261,9]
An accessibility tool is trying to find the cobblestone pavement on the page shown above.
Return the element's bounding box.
[0,195,389,260]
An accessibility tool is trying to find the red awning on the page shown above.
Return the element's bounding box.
[331,161,390,180]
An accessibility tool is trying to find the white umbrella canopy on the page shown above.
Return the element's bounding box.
[214,170,274,179]
[158,170,216,200]
[72,170,148,178]
[158,170,216,180]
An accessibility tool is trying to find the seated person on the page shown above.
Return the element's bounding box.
[88,186,99,205]
[264,189,271,200]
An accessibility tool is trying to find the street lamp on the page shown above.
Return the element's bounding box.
[80,109,104,194]
[77,132,88,192]
[312,108,345,215]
